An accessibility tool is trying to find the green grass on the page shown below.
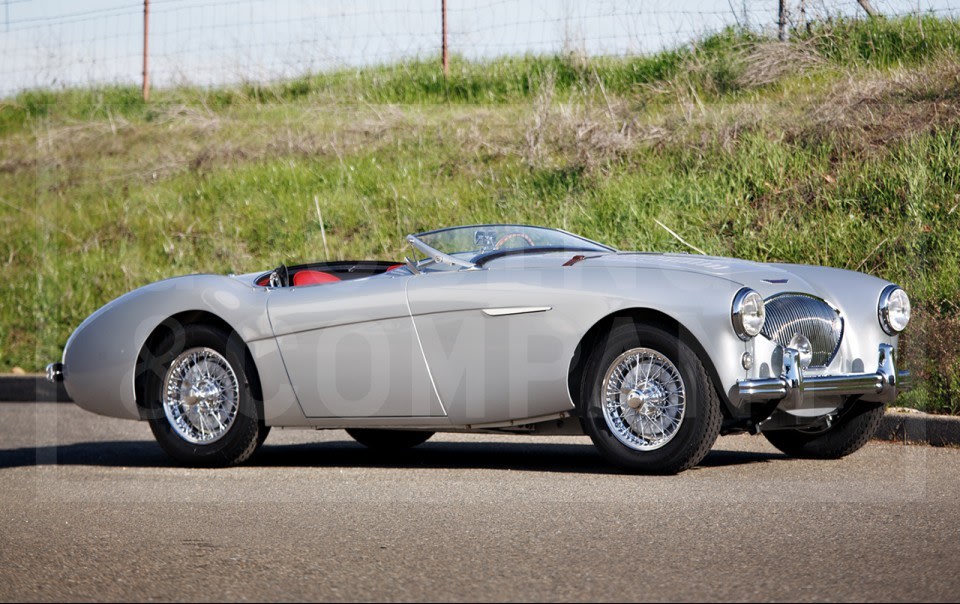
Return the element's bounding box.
[2,16,959,413]
[804,14,960,66]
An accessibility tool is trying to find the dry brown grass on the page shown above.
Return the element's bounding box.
[0,102,438,187]
[734,39,826,89]
[802,54,960,153]
[900,305,960,414]
[521,69,669,173]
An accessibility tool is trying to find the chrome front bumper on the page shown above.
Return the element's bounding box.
[737,344,911,406]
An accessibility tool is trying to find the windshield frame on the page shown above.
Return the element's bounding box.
[407,224,615,270]
[405,234,479,271]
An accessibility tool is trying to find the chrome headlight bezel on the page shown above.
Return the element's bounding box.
[732,288,766,341]
[878,285,911,335]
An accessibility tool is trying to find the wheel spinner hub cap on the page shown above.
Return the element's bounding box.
[162,347,240,445]
[602,347,686,451]
[185,377,218,405]
[625,383,668,417]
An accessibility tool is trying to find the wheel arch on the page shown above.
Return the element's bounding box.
[567,308,734,419]
[134,310,265,422]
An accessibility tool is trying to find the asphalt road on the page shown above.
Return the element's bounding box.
[1,403,958,602]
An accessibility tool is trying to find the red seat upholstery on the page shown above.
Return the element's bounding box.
[293,270,341,286]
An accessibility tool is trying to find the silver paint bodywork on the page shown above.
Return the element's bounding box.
[57,230,905,431]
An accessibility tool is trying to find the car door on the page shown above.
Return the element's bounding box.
[406,267,582,425]
[267,274,446,419]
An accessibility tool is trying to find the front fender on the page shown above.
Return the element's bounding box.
[577,266,750,409]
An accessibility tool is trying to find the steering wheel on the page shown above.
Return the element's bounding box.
[268,264,289,288]
[493,233,536,250]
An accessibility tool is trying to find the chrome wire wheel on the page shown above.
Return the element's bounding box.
[601,347,686,451]
[162,347,240,445]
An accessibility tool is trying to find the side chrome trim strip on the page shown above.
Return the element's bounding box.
[482,306,552,317]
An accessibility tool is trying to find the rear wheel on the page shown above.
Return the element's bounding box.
[347,429,434,450]
[580,322,721,474]
[763,401,884,459]
[144,324,268,467]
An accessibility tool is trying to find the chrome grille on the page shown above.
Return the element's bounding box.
[760,294,843,368]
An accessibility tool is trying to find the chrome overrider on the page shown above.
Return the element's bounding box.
[737,344,911,406]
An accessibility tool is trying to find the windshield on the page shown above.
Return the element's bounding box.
[411,225,614,262]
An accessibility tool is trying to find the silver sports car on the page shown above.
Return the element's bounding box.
[47,224,912,473]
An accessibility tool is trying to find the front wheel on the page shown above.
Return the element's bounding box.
[580,322,721,474]
[762,401,884,459]
[145,324,268,467]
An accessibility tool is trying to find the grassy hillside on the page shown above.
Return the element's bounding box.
[2,16,959,413]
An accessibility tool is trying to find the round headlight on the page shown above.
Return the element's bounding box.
[732,288,766,340]
[878,285,911,335]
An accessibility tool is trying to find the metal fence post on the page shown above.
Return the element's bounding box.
[442,0,449,77]
[143,0,150,101]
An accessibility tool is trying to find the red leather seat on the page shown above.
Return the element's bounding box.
[293,270,341,286]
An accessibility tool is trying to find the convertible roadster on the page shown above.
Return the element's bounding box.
[48,224,912,473]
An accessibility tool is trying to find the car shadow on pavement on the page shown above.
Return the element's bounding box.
[0,440,787,474]
[0,441,170,469]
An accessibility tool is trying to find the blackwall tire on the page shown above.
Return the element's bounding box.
[145,324,267,467]
[580,322,721,474]
[763,402,884,459]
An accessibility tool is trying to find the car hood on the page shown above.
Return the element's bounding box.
[593,252,792,278]
[576,252,865,300]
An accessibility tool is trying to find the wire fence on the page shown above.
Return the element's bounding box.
[1,0,958,97]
